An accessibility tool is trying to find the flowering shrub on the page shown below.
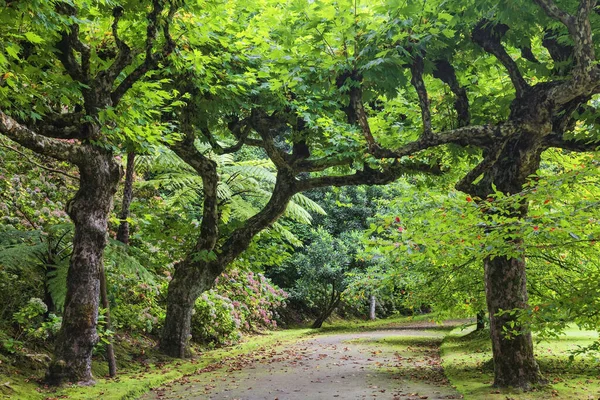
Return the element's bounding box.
[191,269,287,345]
[109,272,167,334]
[13,297,62,340]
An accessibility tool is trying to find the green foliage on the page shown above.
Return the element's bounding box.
[13,298,61,341]
[192,269,287,345]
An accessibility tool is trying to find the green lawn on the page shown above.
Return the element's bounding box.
[441,326,600,399]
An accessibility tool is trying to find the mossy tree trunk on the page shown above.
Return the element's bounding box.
[47,149,121,385]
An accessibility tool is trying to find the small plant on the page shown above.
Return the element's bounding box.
[12,298,62,341]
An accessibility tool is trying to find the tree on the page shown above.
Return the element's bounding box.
[0,1,177,384]
[262,0,598,389]
[282,228,352,328]
[156,3,599,377]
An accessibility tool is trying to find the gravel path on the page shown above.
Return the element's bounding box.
[141,322,465,400]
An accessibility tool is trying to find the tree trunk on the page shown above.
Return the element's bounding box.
[311,294,341,329]
[46,149,121,385]
[484,252,543,389]
[160,260,218,357]
[369,295,376,320]
[99,263,117,377]
[116,152,135,244]
[476,311,485,331]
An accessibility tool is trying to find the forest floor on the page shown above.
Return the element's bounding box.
[140,320,465,400]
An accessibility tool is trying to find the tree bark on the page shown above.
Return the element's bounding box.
[46,148,121,385]
[369,295,376,320]
[116,152,135,244]
[484,252,542,388]
[160,260,219,357]
[458,129,546,389]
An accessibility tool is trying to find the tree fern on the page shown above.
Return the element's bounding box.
[135,144,326,245]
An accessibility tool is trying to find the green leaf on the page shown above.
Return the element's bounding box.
[5,44,20,60]
[24,32,44,44]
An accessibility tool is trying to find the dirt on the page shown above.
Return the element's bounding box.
[140,322,465,400]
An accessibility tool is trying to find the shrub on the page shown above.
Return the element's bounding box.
[191,269,287,345]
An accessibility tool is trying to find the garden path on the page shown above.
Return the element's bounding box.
[141,321,465,400]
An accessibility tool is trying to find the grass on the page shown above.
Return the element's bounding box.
[315,312,443,334]
[441,325,600,399]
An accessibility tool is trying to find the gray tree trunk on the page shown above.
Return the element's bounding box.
[369,295,376,320]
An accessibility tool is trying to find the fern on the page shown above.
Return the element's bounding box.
[135,143,326,246]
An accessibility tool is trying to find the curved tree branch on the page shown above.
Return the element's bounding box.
[170,111,220,252]
[0,110,83,163]
[472,20,529,98]
[111,0,178,106]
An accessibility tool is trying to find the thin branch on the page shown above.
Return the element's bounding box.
[337,71,378,150]
[294,155,355,173]
[55,3,91,84]
[543,134,600,152]
[250,110,293,171]
[102,6,133,85]
[295,161,440,192]
[455,145,504,194]
[111,0,178,105]
[0,143,79,180]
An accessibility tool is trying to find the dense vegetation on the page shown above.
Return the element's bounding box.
[0,0,599,395]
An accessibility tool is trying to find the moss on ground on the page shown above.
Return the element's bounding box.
[440,325,600,399]
[0,329,312,400]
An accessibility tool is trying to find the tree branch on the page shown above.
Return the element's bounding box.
[102,6,133,86]
[216,171,297,267]
[32,112,85,139]
[0,110,83,163]
[295,161,439,192]
[111,0,178,106]
[0,142,79,180]
[337,71,378,151]
[294,155,355,173]
[534,0,596,77]
[55,3,91,84]
[533,0,574,26]
[410,53,433,138]
[200,118,252,155]
[455,146,504,194]
[472,20,529,98]
[433,59,470,128]
[543,134,600,152]
[250,110,293,171]
[170,111,220,252]
[373,123,501,160]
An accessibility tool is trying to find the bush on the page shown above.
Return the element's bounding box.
[191,269,287,345]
